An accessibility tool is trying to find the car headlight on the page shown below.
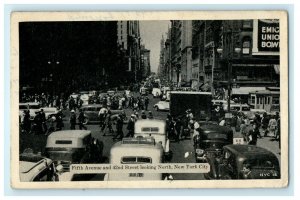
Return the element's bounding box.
[196,149,204,155]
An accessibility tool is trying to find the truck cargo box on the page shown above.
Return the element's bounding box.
[170,91,212,120]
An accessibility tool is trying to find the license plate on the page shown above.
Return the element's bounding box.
[233,138,244,144]
[129,173,144,177]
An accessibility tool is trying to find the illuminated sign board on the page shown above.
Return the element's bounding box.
[252,19,280,56]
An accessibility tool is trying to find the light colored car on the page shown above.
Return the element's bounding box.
[19,102,40,120]
[42,107,59,119]
[19,152,57,182]
[153,100,170,111]
[80,94,89,106]
[152,87,162,98]
[45,130,104,172]
[104,137,164,181]
[134,119,172,160]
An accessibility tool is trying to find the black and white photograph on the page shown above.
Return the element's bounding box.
[10,11,288,188]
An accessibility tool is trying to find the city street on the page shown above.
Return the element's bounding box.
[20,92,280,181]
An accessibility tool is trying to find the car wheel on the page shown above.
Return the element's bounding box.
[83,117,89,125]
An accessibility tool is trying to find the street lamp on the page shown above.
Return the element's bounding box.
[216,47,241,114]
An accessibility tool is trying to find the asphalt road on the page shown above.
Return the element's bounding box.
[20,92,280,181]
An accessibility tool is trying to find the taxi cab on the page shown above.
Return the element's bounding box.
[45,130,104,171]
[134,119,172,160]
[19,152,57,182]
[104,137,164,181]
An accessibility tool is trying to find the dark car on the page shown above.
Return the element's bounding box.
[80,104,127,124]
[193,124,233,163]
[206,145,280,179]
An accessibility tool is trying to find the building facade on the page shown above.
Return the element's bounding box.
[140,45,151,79]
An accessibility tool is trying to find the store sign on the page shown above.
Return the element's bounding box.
[252,19,280,55]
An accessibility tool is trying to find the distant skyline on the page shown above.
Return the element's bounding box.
[140,21,170,74]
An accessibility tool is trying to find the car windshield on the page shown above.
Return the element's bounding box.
[243,159,277,169]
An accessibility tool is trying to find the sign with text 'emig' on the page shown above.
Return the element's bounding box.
[252,19,280,56]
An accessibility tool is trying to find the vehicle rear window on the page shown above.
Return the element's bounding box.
[55,140,72,144]
[141,127,159,132]
[242,107,250,111]
[121,156,152,164]
[206,133,228,140]
[243,159,277,169]
[19,105,28,109]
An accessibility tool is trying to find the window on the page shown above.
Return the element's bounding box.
[272,97,280,104]
[55,140,72,144]
[251,96,256,104]
[242,20,252,29]
[242,39,251,55]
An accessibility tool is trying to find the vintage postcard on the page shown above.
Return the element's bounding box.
[10,11,288,189]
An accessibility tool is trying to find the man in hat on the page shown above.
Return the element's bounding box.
[141,110,147,119]
[113,114,124,140]
[78,109,87,130]
[40,108,47,133]
[148,111,154,119]
[126,114,135,137]
[70,110,76,130]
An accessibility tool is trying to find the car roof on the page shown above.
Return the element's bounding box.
[224,145,278,160]
[48,130,91,139]
[81,104,102,108]
[200,124,233,134]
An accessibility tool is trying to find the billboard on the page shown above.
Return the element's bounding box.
[252,19,280,56]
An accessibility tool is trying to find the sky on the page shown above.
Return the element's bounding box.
[140,21,170,74]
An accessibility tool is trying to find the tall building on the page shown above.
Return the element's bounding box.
[140,45,151,79]
[170,20,182,83]
[117,21,141,83]
[180,20,193,85]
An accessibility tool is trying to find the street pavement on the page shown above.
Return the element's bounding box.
[20,92,281,181]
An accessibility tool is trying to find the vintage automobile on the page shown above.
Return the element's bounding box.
[134,119,172,160]
[19,151,57,182]
[104,137,164,181]
[153,100,170,111]
[42,107,59,119]
[193,124,233,163]
[152,87,162,98]
[45,130,104,172]
[19,102,41,120]
[80,104,127,124]
[206,144,280,179]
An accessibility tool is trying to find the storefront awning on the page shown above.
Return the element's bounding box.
[232,87,266,95]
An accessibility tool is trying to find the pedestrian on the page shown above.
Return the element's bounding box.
[40,108,47,133]
[240,120,248,143]
[268,115,277,138]
[126,114,135,137]
[102,110,114,136]
[261,112,269,137]
[144,96,149,111]
[46,116,56,135]
[134,111,139,120]
[113,114,124,140]
[32,111,43,134]
[141,110,147,119]
[98,106,108,128]
[147,111,153,119]
[56,110,64,131]
[69,110,76,130]
[22,110,31,134]
[174,118,182,142]
[248,122,260,145]
[78,109,87,130]
[192,117,200,139]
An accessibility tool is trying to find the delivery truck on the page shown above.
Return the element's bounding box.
[170,91,212,120]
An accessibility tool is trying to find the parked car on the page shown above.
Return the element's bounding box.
[19,151,57,182]
[45,130,104,172]
[206,145,280,180]
[134,119,172,160]
[104,137,164,181]
[153,100,170,111]
[193,124,233,163]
